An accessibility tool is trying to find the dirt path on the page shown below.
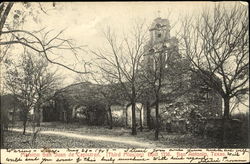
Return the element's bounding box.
[11,128,156,148]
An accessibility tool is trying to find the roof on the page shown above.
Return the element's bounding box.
[54,81,127,106]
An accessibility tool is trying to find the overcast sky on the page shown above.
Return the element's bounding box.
[2,2,248,113]
[7,1,244,85]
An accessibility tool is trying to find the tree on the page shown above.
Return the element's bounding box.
[5,51,59,134]
[0,2,90,74]
[141,41,186,139]
[143,46,166,140]
[1,2,90,146]
[138,16,187,139]
[92,23,148,135]
[0,2,14,36]
[179,3,249,142]
[32,56,60,126]
[1,2,56,35]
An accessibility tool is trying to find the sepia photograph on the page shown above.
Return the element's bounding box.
[0,1,249,158]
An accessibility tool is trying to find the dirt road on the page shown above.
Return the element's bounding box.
[11,128,156,148]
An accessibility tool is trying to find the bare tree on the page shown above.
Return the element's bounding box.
[141,41,185,139]
[0,2,90,74]
[33,58,60,127]
[143,46,166,140]
[1,28,89,73]
[1,2,86,145]
[179,3,249,142]
[5,50,60,134]
[92,23,148,135]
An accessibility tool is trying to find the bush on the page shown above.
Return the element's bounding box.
[201,118,247,147]
[203,119,223,138]
[231,113,249,146]
[187,109,205,135]
[112,115,124,127]
[78,103,107,126]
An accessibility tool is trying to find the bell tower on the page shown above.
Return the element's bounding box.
[142,17,172,70]
[149,17,171,45]
[142,17,180,72]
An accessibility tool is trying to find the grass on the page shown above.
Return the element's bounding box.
[4,121,248,149]
[4,131,136,149]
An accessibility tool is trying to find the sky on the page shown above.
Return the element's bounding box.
[6,1,245,85]
[1,2,248,113]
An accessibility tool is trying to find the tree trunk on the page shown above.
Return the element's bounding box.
[35,107,41,127]
[23,119,27,135]
[0,123,4,148]
[36,110,41,127]
[105,112,109,126]
[125,105,128,128]
[108,106,113,129]
[131,86,137,135]
[0,2,14,36]
[155,94,159,140]
[223,97,230,119]
[222,96,231,145]
[146,101,152,129]
[131,101,137,135]
[139,109,143,132]
[12,102,17,128]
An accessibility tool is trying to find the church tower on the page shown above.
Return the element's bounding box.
[149,17,171,46]
[143,17,178,71]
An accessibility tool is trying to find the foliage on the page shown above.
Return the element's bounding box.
[0,2,89,74]
[82,101,107,126]
[231,112,249,145]
[4,51,59,133]
[92,23,149,135]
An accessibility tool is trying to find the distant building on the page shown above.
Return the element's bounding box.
[141,17,222,131]
[50,17,222,132]
[53,82,115,125]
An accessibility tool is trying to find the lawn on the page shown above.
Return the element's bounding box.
[4,131,136,149]
[3,121,247,149]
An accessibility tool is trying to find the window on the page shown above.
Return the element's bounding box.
[156,23,161,28]
[158,33,161,38]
